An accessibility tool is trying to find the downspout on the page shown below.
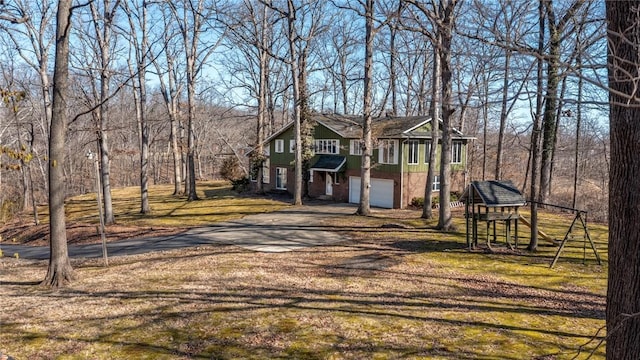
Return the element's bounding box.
[400,137,407,209]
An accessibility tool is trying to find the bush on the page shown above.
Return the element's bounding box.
[410,197,424,207]
[231,177,250,192]
[410,193,459,208]
[219,157,244,182]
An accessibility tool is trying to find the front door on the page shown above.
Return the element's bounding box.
[325,172,333,196]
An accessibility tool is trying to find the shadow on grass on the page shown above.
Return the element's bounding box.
[4,279,604,359]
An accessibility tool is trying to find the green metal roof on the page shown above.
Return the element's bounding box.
[460,180,526,206]
[310,155,347,172]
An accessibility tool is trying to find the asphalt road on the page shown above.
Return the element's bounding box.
[0,203,357,260]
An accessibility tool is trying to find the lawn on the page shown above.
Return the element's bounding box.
[0,184,607,359]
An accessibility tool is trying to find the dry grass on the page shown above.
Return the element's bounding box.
[0,181,288,246]
[0,190,607,359]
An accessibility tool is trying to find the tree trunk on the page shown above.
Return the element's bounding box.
[42,0,74,287]
[528,1,545,252]
[422,43,440,220]
[539,0,583,205]
[186,71,199,201]
[91,0,116,225]
[572,47,582,209]
[254,3,269,194]
[495,49,511,180]
[436,1,456,231]
[287,0,303,206]
[125,0,151,214]
[606,3,640,358]
[357,0,375,216]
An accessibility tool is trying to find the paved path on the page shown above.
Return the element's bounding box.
[0,203,357,260]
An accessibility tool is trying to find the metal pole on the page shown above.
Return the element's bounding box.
[94,158,108,266]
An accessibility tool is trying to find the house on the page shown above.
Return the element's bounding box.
[254,113,475,208]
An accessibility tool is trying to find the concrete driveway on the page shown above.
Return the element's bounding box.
[1,202,357,260]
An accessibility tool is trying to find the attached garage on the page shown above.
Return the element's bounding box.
[349,176,394,208]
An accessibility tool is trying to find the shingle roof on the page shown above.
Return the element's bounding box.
[460,180,526,206]
[260,113,474,148]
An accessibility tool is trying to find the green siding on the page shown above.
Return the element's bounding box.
[402,139,467,173]
[269,127,295,166]
[268,123,468,174]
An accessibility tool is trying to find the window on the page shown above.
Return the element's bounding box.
[275,167,287,189]
[379,139,398,164]
[250,158,270,183]
[425,141,433,163]
[432,175,440,191]
[263,159,270,183]
[452,141,463,164]
[314,139,340,154]
[275,139,284,153]
[408,140,419,164]
[289,139,296,153]
[350,139,363,155]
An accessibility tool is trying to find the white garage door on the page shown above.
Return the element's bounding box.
[349,177,394,208]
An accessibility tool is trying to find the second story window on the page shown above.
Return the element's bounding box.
[408,140,419,164]
[425,141,433,163]
[275,139,284,153]
[379,139,398,164]
[350,139,363,155]
[314,139,340,154]
[452,141,463,164]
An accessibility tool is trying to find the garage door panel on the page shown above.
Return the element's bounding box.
[349,176,394,208]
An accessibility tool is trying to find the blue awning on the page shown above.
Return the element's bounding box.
[310,155,346,172]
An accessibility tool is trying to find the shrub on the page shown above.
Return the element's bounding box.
[219,157,244,182]
[231,177,250,192]
[410,193,459,208]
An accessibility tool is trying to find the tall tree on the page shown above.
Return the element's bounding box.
[167,0,224,201]
[538,0,583,204]
[528,0,545,252]
[434,0,458,231]
[357,0,375,215]
[150,7,184,196]
[606,2,640,358]
[87,0,120,224]
[286,0,303,205]
[122,0,151,213]
[41,0,74,287]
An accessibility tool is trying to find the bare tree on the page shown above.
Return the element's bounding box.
[41,0,74,287]
[122,0,151,213]
[606,2,640,357]
[150,7,184,196]
[403,0,459,229]
[356,0,375,215]
[83,0,121,224]
[538,0,584,204]
[167,0,225,201]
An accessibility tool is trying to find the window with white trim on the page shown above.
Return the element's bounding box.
[452,141,463,164]
[432,175,440,191]
[289,139,296,153]
[425,141,433,163]
[275,167,287,189]
[408,140,419,165]
[314,139,340,154]
[379,139,398,164]
[263,158,270,183]
[275,139,284,153]
[350,139,363,155]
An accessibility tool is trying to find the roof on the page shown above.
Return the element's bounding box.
[262,113,474,145]
[309,155,346,172]
[460,180,526,206]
